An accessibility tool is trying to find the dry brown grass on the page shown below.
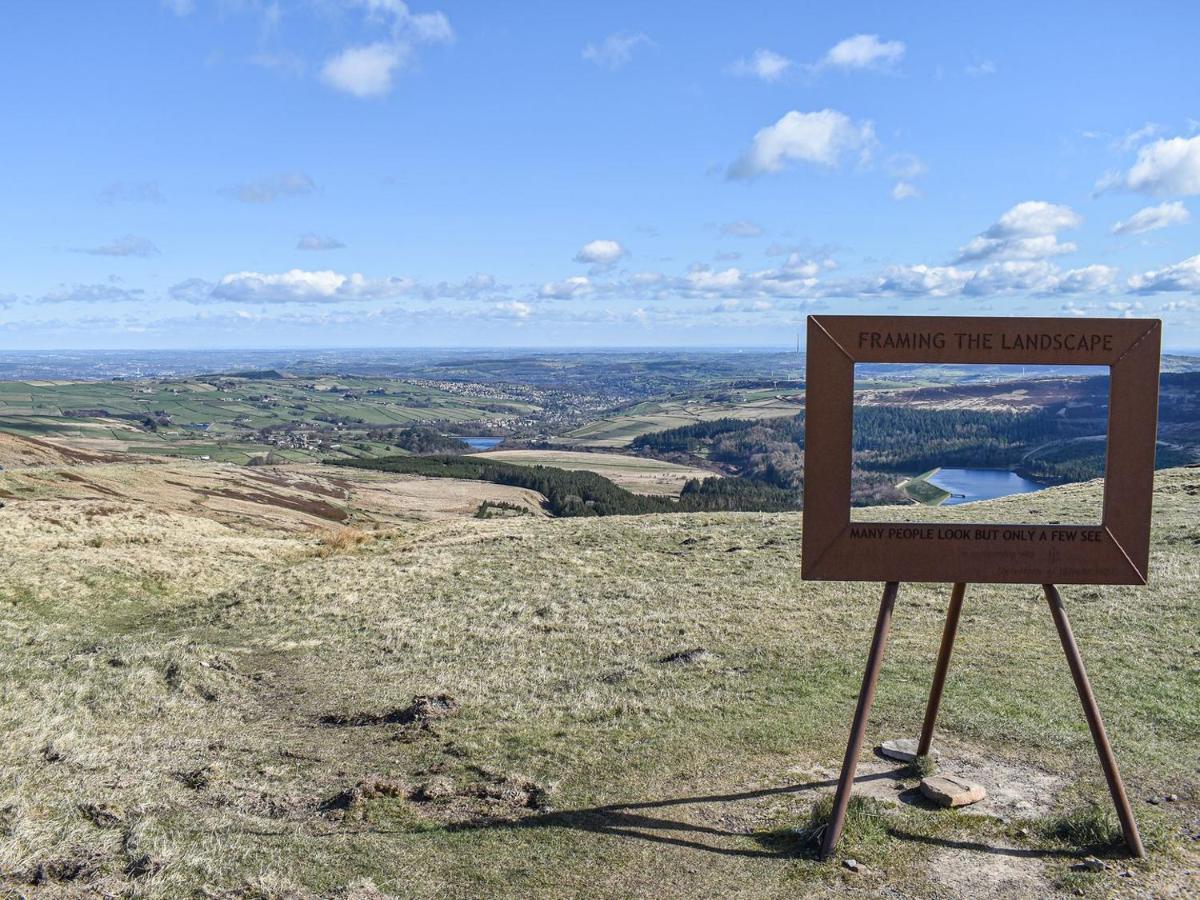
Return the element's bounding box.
[0,463,1196,897]
[315,525,375,556]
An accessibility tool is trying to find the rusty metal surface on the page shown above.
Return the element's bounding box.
[1043,584,1146,857]
[801,315,1162,585]
[917,582,966,756]
[819,581,900,860]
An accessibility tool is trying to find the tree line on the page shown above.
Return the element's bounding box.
[329,454,798,516]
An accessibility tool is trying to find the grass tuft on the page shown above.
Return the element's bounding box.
[790,794,890,853]
[907,753,939,779]
[314,526,372,556]
[1037,804,1122,850]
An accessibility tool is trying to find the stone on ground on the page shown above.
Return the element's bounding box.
[920,773,987,808]
[880,737,939,763]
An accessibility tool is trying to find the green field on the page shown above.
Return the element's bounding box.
[561,390,804,448]
[0,376,539,463]
[897,469,953,506]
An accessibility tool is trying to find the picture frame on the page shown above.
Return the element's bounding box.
[801,315,1162,584]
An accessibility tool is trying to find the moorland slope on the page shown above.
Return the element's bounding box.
[0,457,1197,897]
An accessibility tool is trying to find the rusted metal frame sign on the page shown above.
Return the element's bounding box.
[801,315,1161,861]
[802,315,1161,584]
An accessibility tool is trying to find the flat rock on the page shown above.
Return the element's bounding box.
[920,773,987,808]
[880,738,939,763]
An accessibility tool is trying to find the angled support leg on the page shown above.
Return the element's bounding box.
[819,581,900,860]
[1043,584,1146,858]
[917,582,967,756]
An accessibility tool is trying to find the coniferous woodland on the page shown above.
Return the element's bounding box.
[631,399,1191,505]
[331,455,798,516]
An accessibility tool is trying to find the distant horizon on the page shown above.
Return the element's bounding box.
[3,342,1200,355]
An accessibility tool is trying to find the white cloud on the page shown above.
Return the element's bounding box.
[729,49,793,82]
[892,181,919,200]
[574,239,627,266]
[720,220,764,237]
[686,267,743,291]
[211,269,411,304]
[321,43,406,98]
[162,0,194,16]
[1053,265,1120,294]
[297,233,347,251]
[955,201,1081,262]
[1117,122,1162,153]
[226,172,316,203]
[868,264,972,297]
[821,34,904,70]
[1111,201,1190,235]
[582,32,651,70]
[1109,135,1200,196]
[462,272,496,292]
[1128,255,1200,293]
[965,60,996,77]
[727,109,875,179]
[539,276,591,299]
[320,2,453,98]
[494,300,531,319]
[77,235,159,258]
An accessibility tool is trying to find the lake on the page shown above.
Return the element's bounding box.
[927,467,1048,506]
[461,437,504,450]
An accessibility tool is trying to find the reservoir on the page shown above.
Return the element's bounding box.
[927,467,1047,506]
[461,437,504,450]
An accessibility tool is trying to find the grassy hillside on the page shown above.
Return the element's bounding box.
[0,463,1197,897]
[474,449,718,496]
[561,391,804,448]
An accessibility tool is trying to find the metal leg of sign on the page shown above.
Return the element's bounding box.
[917,582,967,756]
[1043,584,1146,859]
[819,581,900,861]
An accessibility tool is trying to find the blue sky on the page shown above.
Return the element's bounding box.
[2,0,1199,349]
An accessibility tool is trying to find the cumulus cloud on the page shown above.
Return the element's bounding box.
[98,180,163,204]
[1105,135,1200,196]
[321,43,406,97]
[1111,201,1190,235]
[729,49,793,82]
[820,34,904,70]
[539,276,591,299]
[892,181,919,200]
[1052,265,1120,294]
[727,109,875,180]
[720,220,764,237]
[686,267,743,291]
[955,201,1081,262]
[1128,255,1200,293]
[494,300,531,319]
[77,235,159,258]
[196,269,418,304]
[297,233,347,251]
[226,172,316,203]
[320,2,453,98]
[174,269,501,305]
[582,32,652,69]
[574,239,627,267]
